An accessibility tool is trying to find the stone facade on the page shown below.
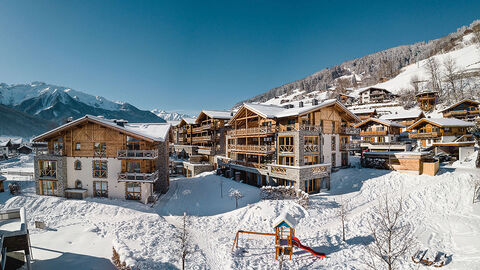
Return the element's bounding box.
[34,155,67,197]
[156,138,170,194]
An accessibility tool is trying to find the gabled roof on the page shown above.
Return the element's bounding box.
[358,87,391,94]
[230,99,360,124]
[33,115,170,142]
[379,111,425,121]
[0,140,12,147]
[178,117,197,126]
[354,118,405,128]
[439,99,480,113]
[273,212,296,229]
[407,118,475,131]
[415,91,438,97]
[196,110,232,123]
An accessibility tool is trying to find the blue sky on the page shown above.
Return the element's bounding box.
[0,0,479,115]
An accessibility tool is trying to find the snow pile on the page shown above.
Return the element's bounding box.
[113,239,136,267]
[452,150,478,168]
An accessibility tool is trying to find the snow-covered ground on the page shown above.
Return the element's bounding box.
[1,156,480,269]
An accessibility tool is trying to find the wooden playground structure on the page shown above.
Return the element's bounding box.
[232,213,326,260]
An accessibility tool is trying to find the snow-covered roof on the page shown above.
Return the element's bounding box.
[273,212,297,229]
[439,99,480,112]
[33,115,170,142]
[238,99,360,122]
[201,110,232,120]
[408,118,475,130]
[350,108,376,115]
[415,91,438,97]
[354,118,405,128]
[0,140,11,147]
[379,111,424,121]
[182,117,197,125]
[358,87,391,94]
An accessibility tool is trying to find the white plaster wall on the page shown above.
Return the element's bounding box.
[322,134,341,167]
[442,136,456,143]
[66,157,126,200]
[459,146,475,160]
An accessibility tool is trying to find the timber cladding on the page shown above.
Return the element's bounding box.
[45,122,158,158]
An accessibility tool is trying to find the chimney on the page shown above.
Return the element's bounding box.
[114,119,128,127]
[230,111,234,116]
[312,99,318,105]
[66,117,73,123]
[299,101,304,108]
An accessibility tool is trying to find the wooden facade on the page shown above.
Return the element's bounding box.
[416,91,437,112]
[440,99,480,121]
[407,118,473,148]
[355,118,408,151]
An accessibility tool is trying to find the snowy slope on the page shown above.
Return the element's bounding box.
[151,109,192,122]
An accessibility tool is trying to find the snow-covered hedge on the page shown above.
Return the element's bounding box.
[260,186,309,208]
[112,240,136,270]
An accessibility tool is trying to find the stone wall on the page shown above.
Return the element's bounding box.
[156,139,170,194]
[34,155,67,197]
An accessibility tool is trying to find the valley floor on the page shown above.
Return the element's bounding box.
[1,156,480,269]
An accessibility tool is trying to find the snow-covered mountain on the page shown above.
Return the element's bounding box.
[150,109,192,122]
[0,82,166,125]
[237,19,480,108]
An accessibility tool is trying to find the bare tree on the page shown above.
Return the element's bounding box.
[397,88,417,110]
[409,75,420,93]
[179,212,191,270]
[338,197,348,242]
[425,58,442,94]
[443,56,459,101]
[229,188,244,209]
[364,195,415,270]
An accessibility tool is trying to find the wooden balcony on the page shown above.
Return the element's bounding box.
[228,160,331,179]
[118,171,159,183]
[340,143,361,151]
[228,144,275,153]
[197,146,214,155]
[278,145,294,153]
[443,110,479,117]
[201,123,213,130]
[231,160,268,170]
[117,150,158,159]
[278,124,322,132]
[39,169,57,178]
[359,130,387,136]
[192,127,203,133]
[340,127,361,135]
[304,144,319,152]
[191,135,213,142]
[227,126,276,136]
[409,132,440,139]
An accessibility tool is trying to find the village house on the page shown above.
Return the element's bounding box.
[379,111,425,131]
[32,115,170,204]
[359,87,397,104]
[350,108,377,120]
[171,111,232,177]
[407,118,474,148]
[218,99,360,194]
[440,99,480,122]
[416,91,437,112]
[354,118,411,152]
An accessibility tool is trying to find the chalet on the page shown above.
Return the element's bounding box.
[17,144,33,155]
[416,91,437,112]
[350,108,377,120]
[379,111,425,129]
[354,118,410,151]
[407,118,474,148]
[33,115,171,204]
[0,140,11,158]
[171,111,232,176]
[359,87,396,104]
[440,99,480,122]
[337,94,355,105]
[219,99,360,194]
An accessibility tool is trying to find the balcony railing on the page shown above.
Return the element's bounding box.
[117,150,158,159]
[227,126,276,136]
[94,149,107,158]
[192,135,213,142]
[340,127,361,135]
[192,127,203,133]
[304,144,319,152]
[228,160,331,178]
[443,110,479,117]
[279,145,294,153]
[35,149,63,156]
[279,124,322,132]
[39,168,57,178]
[118,171,159,183]
[409,132,440,139]
[197,146,214,155]
[231,160,268,170]
[228,144,275,153]
[201,123,213,130]
[360,130,388,136]
[340,143,361,151]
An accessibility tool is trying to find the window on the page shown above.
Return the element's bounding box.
[40,180,57,196]
[127,136,140,150]
[93,160,107,178]
[331,121,336,133]
[304,179,317,193]
[94,181,108,197]
[74,160,82,170]
[39,160,57,178]
[304,136,319,152]
[278,179,295,187]
[94,143,106,157]
[75,180,82,189]
[331,153,336,167]
[304,155,319,165]
[331,136,336,151]
[75,142,81,150]
[279,156,294,166]
[126,183,141,200]
[127,161,141,173]
[279,136,294,153]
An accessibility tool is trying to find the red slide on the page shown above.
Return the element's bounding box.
[291,237,326,258]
